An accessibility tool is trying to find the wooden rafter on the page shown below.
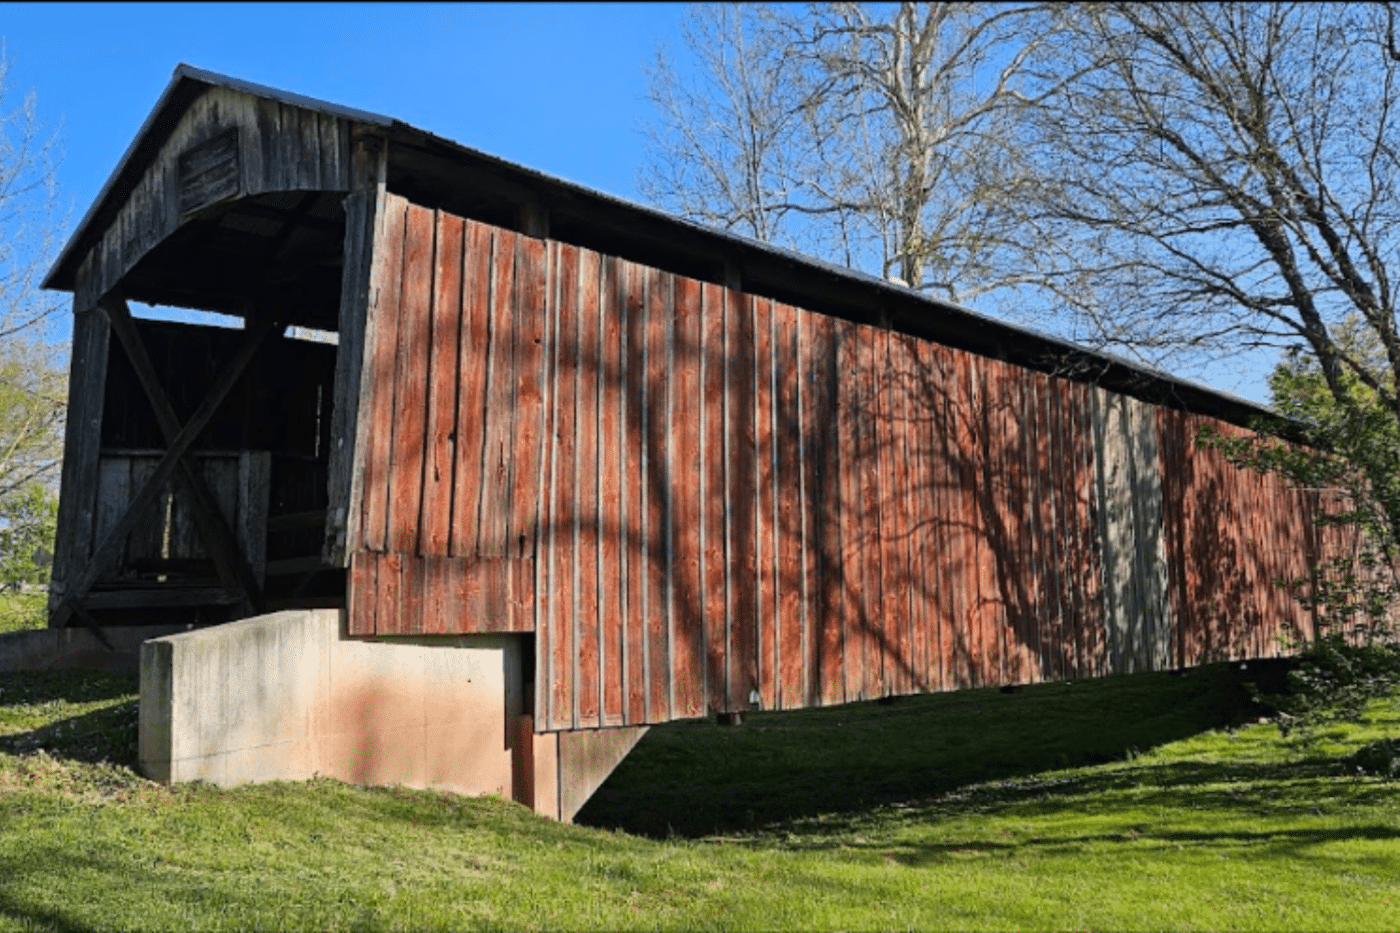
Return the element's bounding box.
[49,308,276,628]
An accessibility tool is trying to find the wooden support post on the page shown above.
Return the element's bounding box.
[49,314,276,628]
[101,297,266,614]
[325,141,386,566]
[50,302,110,614]
[512,713,536,810]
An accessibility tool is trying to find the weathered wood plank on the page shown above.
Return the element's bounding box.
[177,127,240,216]
[449,221,493,558]
[774,302,806,708]
[357,194,408,553]
[873,328,906,696]
[671,274,705,719]
[508,231,549,630]
[421,554,451,634]
[645,265,672,723]
[419,211,464,557]
[550,242,580,728]
[797,309,823,705]
[856,323,884,699]
[958,352,986,686]
[537,241,561,728]
[889,333,920,693]
[401,547,427,636]
[726,287,757,713]
[124,458,165,569]
[92,458,133,573]
[700,280,728,716]
[623,261,648,724]
[1077,382,1107,677]
[752,296,778,711]
[477,227,520,558]
[999,363,1033,684]
[813,313,845,707]
[327,184,381,566]
[385,204,435,560]
[598,255,627,724]
[835,318,864,704]
[575,246,602,728]
[255,97,283,193]
[347,550,376,635]
[925,343,957,691]
[374,550,403,635]
[1033,375,1063,683]
[317,111,344,192]
[939,344,972,689]
[82,586,244,610]
[51,304,111,610]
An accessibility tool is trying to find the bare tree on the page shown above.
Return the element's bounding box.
[1018,4,1400,387]
[642,2,1065,308]
[0,49,66,574]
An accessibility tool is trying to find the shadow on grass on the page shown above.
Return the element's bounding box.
[577,663,1291,838]
[0,670,137,706]
[0,671,140,769]
[0,700,140,768]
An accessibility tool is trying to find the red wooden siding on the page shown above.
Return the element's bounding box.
[1156,411,1360,665]
[348,194,1366,731]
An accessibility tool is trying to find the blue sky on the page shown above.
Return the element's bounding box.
[0,2,1276,403]
[2,2,687,235]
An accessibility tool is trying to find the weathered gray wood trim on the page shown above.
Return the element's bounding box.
[50,317,275,627]
[81,587,244,610]
[1091,387,1171,675]
[48,300,110,615]
[100,297,266,612]
[1092,387,1129,673]
[238,451,271,588]
[325,133,389,566]
[1126,395,1173,670]
[71,85,354,313]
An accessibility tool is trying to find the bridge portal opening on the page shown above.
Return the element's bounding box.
[70,188,350,627]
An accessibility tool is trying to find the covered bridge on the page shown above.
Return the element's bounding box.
[42,66,1354,819]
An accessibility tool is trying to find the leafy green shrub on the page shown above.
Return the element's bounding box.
[1253,634,1400,738]
[1347,737,1400,778]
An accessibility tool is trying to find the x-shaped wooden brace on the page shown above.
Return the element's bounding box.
[49,296,276,628]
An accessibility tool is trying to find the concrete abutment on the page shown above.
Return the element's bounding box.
[137,609,644,821]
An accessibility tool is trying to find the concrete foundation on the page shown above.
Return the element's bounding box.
[0,624,190,673]
[137,609,644,820]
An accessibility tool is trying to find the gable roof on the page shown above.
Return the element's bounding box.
[45,63,1280,430]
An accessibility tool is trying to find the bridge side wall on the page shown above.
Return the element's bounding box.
[347,194,1345,730]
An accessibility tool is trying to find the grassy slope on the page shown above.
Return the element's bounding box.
[0,592,45,634]
[0,665,1396,932]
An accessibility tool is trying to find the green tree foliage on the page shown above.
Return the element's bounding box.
[1203,321,1400,737]
[0,481,56,588]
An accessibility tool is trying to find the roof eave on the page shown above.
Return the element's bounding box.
[41,63,393,294]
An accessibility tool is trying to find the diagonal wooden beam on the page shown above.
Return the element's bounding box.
[50,312,276,628]
[101,297,266,613]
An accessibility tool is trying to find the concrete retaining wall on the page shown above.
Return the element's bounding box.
[138,609,644,820]
[0,624,189,673]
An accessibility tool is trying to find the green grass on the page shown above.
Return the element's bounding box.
[1,664,1397,931]
[0,591,46,634]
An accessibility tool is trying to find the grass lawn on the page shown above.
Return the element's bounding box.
[0,592,46,635]
[0,663,1396,931]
